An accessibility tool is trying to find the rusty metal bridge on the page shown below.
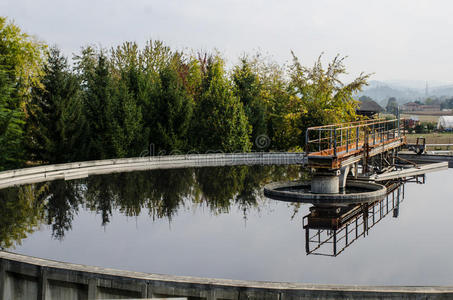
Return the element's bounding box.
[305,119,406,170]
[303,181,408,256]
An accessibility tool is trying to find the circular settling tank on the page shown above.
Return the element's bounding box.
[264,180,387,206]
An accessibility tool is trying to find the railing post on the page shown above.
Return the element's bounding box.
[393,120,396,139]
[305,129,309,155]
[318,130,321,152]
[356,127,359,150]
[333,128,337,156]
[329,128,332,149]
[372,124,375,145]
[345,224,349,245]
[380,124,384,143]
[333,230,337,256]
[346,128,350,152]
[397,106,401,137]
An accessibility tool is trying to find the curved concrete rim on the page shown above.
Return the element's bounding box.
[1,250,453,298]
[0,152,305,190]
[264,180,387,205]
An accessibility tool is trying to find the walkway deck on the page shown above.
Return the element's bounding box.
[306,119,406,169]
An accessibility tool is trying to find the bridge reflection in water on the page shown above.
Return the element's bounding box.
[303,176,425,257]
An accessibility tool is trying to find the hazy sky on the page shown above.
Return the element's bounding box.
[2,0,453,84]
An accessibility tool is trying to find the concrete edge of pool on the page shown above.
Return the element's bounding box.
[0,153,305,190]
[1,251,453,299]
[1,154,453,299]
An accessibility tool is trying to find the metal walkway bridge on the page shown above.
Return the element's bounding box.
[306,119,406,170]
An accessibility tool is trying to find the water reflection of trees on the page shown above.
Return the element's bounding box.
[44,180,85,239]
[0,165,302,248]
[0,185,46,248]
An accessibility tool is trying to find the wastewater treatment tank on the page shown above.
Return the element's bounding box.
[1,154,453,299]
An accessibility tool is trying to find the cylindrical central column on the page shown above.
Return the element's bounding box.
[311,169,340,194]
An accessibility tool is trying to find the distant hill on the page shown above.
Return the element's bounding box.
[355,80,453,104]
[431,85,453,96]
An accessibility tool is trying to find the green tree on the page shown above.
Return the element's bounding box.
[0,17,46,101]
[247,56,291,151]
[27,46,85,163]
[288,53,369,148]
[441,97,453,110]
[386,97,398,115]
[191,56,251,152]
[149,65,194,153]
[0,69,24,169]
[233,58,267,150]
[359,95,373,102]
[109,42,150,157]
[75,48,115,159]
[109,79,145,157]
[0,17,46,169]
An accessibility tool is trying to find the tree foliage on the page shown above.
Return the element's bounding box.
[75,48,116,159]
[191,56,251,152]
[0,17,46,102]
[0,69,24,169]
[27,47,85,163]
[286,53,370,148]
[233,58,267,150]
[386,97,398,115]
[0,17,372,169]
[149,65,194,153]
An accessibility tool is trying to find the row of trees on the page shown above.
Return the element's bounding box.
[0,17,369,170]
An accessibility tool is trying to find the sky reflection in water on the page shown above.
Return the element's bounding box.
[1,166,452,285]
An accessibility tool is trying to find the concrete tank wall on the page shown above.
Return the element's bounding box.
[0,153,306,190]
[1,251,453,300]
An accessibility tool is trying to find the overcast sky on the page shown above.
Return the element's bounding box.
[2,0,453,84]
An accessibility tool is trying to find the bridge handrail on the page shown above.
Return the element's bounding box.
[305,118,406,157]
[307,118,383,130]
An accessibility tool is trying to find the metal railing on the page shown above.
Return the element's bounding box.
[303,183,405,257]
[305,119,404,156]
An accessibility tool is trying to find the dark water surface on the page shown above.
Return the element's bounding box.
[1,166,452,285]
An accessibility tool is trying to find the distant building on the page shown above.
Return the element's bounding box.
[403,102,422,111]
[356,99,384,117]
[422,104,441,111]
[402,102,441,112]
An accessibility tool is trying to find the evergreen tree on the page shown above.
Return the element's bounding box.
[76,48,115,160]
[233,58,267,150]
[109,78,144,157]
[149,65,194,153]
[0,69,25,170]
[27,47,85,163]
[109,42,147,157]
[191,57,251,152]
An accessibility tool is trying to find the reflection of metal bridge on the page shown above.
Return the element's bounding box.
[306,119,406,170]
[303,181,415,257]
